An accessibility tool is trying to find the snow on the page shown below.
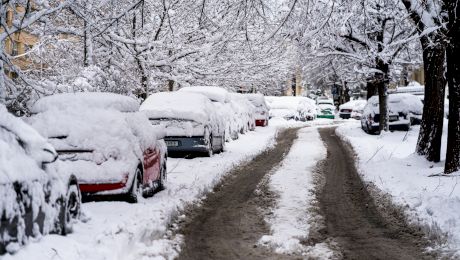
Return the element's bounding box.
[339,100,367,111]
[178,86,230,103]
[336,122,460,257]
[31,92,140,114]
[0,104,56,183]
[259,127,334,257]
[364,93,423,116]
[244,93,269,121]
[0,105,67,254]
[27,94,159,191]
[2,125,281,260]
[140,92,214,126]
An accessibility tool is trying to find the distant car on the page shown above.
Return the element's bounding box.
[229,93,256,134]
[339,100,367,119]
[1,104,81,255]
[350,100,368,120]
[28,93,167,203]
[316,104,335,119]
[296,98,318,121]
[140,92,225,156]
[244,93,269,126]
[361,93,423,134]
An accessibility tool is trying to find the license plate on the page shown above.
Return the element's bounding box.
[165,140,179,147]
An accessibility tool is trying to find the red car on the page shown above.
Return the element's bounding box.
[244,93,269,127]
[28,92,167,203]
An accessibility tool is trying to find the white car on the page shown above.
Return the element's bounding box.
[229,93,256,134]
[339,100,367,119]
[140,92,225,156]
[28,92,167,203]
[179,86,237,142]
[361,94,423,134]
[1,104,81,254]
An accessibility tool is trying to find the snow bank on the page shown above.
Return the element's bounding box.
[3,125,280,260]
[31,92,140,113]
[259,127,334,258]
[336,122,460,257]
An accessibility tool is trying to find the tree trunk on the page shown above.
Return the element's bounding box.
[168,80,174,91]
[416,41,446,162]
[444,1,460,173]
[376,60,389,132]
[366,80,377,99]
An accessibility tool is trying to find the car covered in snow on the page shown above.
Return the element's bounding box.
[361,93,423,134]
[229,93,256,134]
[296,98,318,121]
[179,86,238,142]
[1,104,81,255]
[28,93,167,203]
[244,93,269,126]
[140,92,225,156]
[316,98,336,119]
[339,100,367,119]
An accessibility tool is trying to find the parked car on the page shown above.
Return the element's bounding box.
[1,104,81,255]
[361,93,423,134]
[296,98,318,121]
[28,92,167,203]
[179,86,237,142]
[350,100,368,120]
[244,93,269,126]
[316,97,336,119]
[339,100,367,119]
[229,93,256,134]
[140,92,225,156]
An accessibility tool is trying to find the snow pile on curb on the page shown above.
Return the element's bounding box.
[336,122,460,257]
[3,126,279,260]
[259,127,334,258]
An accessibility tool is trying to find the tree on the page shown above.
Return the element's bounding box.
[444,0,460,173]
[401,0,447,163]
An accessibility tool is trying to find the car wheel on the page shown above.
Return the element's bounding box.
[158,163,166,191]
[206,135,213,157]
[58,181,81,235]
[127,168,142,203]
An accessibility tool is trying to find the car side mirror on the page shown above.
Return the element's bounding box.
[42,148,58,164]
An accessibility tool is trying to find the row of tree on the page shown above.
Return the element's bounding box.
[0,0,295,113]
[280,0,459,173]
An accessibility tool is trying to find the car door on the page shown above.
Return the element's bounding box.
[143,147,160,185]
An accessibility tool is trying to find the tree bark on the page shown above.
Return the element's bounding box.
[376,60,389,132]
[366,80,377,99]
[444,0,460,173]
[416,41,446,162]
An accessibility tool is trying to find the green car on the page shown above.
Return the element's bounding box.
[317,105,336,119]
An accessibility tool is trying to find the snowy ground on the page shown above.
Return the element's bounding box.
[259,127,335,258]
[4,125,281,260]
[336,120,460,257]
[3,117,342,260]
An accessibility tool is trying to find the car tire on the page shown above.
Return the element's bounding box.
[57,180,81,235]
[127,168,142,203]
[206,135,213,157]
[158,163,166,191]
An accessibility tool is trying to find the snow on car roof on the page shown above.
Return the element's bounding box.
[266,96,311,109]
[244,93,266,105]
[140,92,213,124]
[339,100,367,110]
[366,93,423,114]
[178,86,230,103]
[0,104,54,183]
[31,92,140,114]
